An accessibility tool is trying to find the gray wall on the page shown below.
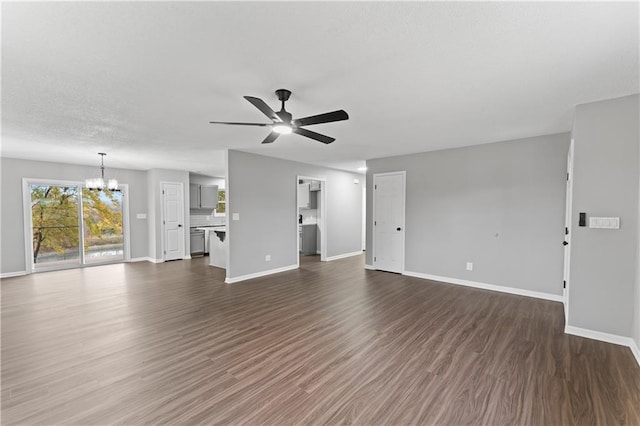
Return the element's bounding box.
[1,157,149,274]
[569,94,639,337]
[366,133,570,296]
[227,150,363,279]
[147,169,190,260]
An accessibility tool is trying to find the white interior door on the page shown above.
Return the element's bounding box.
[162,182,185,261]
[373,172,405,273]
[563,140,574,322]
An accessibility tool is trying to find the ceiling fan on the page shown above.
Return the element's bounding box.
[209,89,349,145]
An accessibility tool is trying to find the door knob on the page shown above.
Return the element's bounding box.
[562,241,568,246]
[397,227,402,231]
[178,224,183,227]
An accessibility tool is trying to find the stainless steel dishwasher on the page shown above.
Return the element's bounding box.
[190,228,205,256]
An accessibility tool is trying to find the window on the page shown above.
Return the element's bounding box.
[215,189,226,215]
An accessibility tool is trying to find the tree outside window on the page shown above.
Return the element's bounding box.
[216,189,226,215]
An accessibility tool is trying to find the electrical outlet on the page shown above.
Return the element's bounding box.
[232,213,240,221]
[265,255,271,262]
[466,262,473,271]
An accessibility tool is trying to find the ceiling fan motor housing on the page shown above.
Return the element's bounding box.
[275,89,292,102]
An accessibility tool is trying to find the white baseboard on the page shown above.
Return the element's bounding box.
[403,270,564,303]
[1,270,27,279]
[326,251,363,262]
[565,325,640,367]
[129,257,164,264]
[183,255,192,260]
[564,325,634,346]
[631,339,640,367]
[225,264,298,284]
[364,264,375,270]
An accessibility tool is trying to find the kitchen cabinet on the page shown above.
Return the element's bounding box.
[297,183,318,209]
[300,224,317,255]
[190,184,218,210]
[297,183,309,208]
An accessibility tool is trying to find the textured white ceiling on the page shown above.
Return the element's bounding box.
[2,2,638,176]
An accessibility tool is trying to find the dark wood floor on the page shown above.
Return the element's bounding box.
[2,254,639,425]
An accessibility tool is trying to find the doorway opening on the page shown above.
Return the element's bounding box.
[297,176,327,265]
[23,179,129,273]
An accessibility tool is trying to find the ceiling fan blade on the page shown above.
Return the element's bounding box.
[293,110,349,127]
[244,96,282,122]
[261,131,280,144]
[209,121,270,126]
[293,128,335,144]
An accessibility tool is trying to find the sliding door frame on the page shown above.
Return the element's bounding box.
[22,178,130,274]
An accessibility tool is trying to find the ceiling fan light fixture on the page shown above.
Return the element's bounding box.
[273,124,292,134]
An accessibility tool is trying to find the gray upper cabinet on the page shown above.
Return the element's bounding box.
[200,185,218,209]
[189,184,200,209]
[190,184,218,210]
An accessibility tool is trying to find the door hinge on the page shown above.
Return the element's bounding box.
[563,280,566,289]
[566,173,569,181]
[163,220,165,225]
[164,250,166,254]
[565,227,569,235]
[374,256,376,262]
[162,190,165,194]
[374,184,377,190]
[374,221,376,226]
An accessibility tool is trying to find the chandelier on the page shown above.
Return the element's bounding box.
[86,153,118,190]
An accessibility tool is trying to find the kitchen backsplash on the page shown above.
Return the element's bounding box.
[190,214,226,227]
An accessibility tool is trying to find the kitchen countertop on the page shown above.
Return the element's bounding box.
[195,225,226,232]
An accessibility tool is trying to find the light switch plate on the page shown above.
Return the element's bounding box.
[136,213,147,219]
[232,213,240,221]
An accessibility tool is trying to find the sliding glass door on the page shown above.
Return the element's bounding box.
[28,181,126,272]
[82,188,124,264]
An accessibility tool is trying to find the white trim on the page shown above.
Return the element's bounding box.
[372,171,406,274]
[630,340,640,367]
[364,264,375,270]
[130,257,154,263]
[564,325,635,347]
[1,271,27,279]
[565,326,640,366]
[403,270,564,302]
[325,251,363,262]
[224,149,231,276]
[225,264,298,284]
[182,255,192,260]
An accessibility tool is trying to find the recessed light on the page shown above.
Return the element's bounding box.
[357,167,368,171]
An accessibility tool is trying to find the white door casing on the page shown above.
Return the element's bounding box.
[162,182,185,261]
[563,139,574,322]
[373,172,406,273]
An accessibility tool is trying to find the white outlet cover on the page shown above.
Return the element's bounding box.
[466,262,473,271]
[136,213,147,219]
[265,255,271,261]
[232,213,240,221]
